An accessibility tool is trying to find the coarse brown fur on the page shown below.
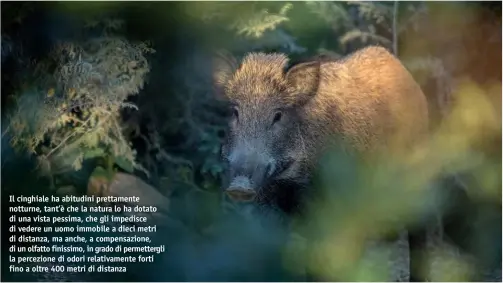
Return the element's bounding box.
[213,46,430,281]
[214,46,429,208]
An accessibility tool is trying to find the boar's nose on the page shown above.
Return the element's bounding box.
[229,156,274,183]
[226,154,275,202]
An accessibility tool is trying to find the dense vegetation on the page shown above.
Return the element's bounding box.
[1,1,501,281]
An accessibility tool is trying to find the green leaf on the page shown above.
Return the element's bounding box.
[114,155,134,173]
[89,165,111,180]
[83,148,106,159]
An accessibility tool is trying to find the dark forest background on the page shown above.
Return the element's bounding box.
[1,1,501,282]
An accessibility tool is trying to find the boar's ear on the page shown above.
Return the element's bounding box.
[212,50,239,101]
[284,60,321,105]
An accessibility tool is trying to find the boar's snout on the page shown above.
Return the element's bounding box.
[225,152,276,202]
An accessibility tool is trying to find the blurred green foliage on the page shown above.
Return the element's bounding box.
[1,1,501,282]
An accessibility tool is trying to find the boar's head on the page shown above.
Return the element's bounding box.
[213,52,321,203]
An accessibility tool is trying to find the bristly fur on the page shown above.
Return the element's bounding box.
[214,45,429,212]
[214,46,432,281]
[225,53,290,103]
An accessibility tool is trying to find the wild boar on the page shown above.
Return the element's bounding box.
[213,45,430,281]
[213,46,428,211]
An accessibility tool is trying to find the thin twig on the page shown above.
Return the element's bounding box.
[46,115,107,159]
[2,125,10,138]
[393,1,399,56]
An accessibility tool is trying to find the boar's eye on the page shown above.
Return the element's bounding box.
[232,107,239,120]
[272,111,282,125]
